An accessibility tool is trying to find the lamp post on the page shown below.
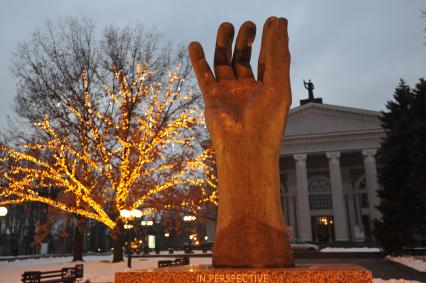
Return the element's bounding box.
[183,215,196,253]
[120,209,142,268]
[141,220,153,254]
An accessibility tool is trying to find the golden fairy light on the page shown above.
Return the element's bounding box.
[0,63,217,229]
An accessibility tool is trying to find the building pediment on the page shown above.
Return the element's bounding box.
[285,103,382,137]
[281,103,385,155]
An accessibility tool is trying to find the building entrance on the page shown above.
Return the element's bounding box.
[312,216,335,243]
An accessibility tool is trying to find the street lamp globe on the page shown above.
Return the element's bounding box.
[183,215,196,222]
[130,209,142,218]
[120,209,131,218]
[0,206,7,217]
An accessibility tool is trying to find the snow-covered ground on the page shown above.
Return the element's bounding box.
[387,255,426,272]
[0,252,214,283]
[0,254,421,283]
[0,254,212,283]
[373,279,422,283]
[321,247,382,252]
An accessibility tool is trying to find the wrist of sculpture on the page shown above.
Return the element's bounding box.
[214,142,281,208]
[212,141,293,267]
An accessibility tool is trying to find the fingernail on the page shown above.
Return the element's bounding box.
[217,23,235,47]
[188,42,204,60]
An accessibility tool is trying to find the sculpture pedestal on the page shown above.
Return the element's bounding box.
[115,264,372,283]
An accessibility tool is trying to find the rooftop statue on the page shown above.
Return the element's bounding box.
[304,79,315,100]
[188,17,294,268]
[301,79,323,105]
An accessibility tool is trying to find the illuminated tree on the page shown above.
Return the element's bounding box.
[9,18,188,261]
[0,64,216,262]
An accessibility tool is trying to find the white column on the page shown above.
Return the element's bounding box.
[286,172,297,234]
[362,149,381,220]
[346,193,357,241]
[279,183,289,225]
[293,153,312,241]
[342,169,355,241]
[326,151,349,241]
[287,195,296,234]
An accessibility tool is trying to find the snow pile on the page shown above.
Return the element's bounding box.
[0,255,211,283]
[321,247,382,252]
[387,256,426,272]
[373,279,422,283]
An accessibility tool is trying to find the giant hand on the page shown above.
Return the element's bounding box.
[189,17,294,267]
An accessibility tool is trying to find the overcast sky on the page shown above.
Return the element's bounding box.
[0,0,425,130]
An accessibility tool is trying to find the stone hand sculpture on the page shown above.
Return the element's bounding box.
[189,17,294,267]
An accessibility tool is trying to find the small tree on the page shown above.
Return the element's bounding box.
[375,79,426,255]
[0,65,216,262]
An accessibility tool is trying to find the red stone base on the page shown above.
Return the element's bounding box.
[115,264,372,283]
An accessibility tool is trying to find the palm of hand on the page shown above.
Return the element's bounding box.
[204,82,285,146]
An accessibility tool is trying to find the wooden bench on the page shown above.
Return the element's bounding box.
[158,256,190,268]
[21,264,83,283]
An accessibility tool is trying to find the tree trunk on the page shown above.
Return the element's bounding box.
[72,216,85,262]
[111,220,124,262]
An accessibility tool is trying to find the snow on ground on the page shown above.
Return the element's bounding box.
[387,255,426,272]
[373,279,422,283]
[321,247,382,252]
[0,254,211,283]
[0,254,422,283]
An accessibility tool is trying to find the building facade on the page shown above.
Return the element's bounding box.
[279,101,384,243]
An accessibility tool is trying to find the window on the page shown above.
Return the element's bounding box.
[308,176,332,210]
[355,176,369,208]
[359,193,369,208]
[358,178,367,190]
[308,178,331,193]
[309,194,333,209]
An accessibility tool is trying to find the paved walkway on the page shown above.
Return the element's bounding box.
[296,258,426,282]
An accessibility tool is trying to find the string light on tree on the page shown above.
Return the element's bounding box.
[0,63,217,234]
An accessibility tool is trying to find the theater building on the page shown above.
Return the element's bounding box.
[278,94,384,243]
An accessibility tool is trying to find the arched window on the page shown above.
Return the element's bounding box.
[308,176,332,209]
[354,176,369,208]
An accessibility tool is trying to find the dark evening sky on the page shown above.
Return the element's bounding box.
[0,0,425,129]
